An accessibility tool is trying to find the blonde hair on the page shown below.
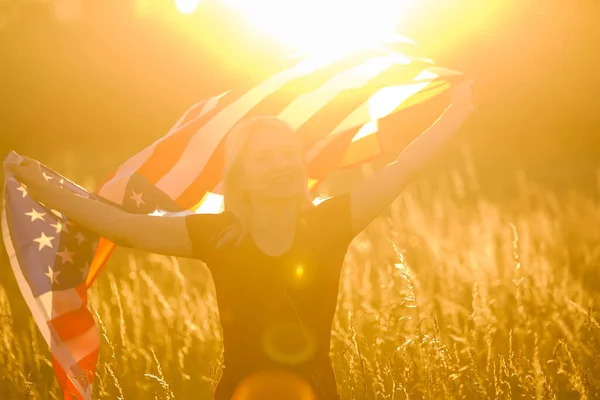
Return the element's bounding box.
[219,115,313,247]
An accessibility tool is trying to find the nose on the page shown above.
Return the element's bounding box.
[272,152,293,169]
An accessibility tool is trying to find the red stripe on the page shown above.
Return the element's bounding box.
[49,305,96,343]
[170,53,396,208]
[70,347,100,385]
[86,237,116,288]
[308,83,452,177]
[52,347,98,399]
[74,283,88,303]
[53,355,84,400]
[174,135,227,209]
[136,92,237,184]
[307,127,359,180]
[296,63,423,152]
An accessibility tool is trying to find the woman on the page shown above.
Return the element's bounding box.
[6,80,473,399]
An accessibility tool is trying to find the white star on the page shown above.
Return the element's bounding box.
[74,232,86,245]
[59,178,65,186]
[25,209,46,222]
[33,232,54,251]
[45,266,60,284]
[42,172,53,181]
[16,184,27,198]
[56,247,75,264]
[130,190,145,208]
[50,221,68,234]
[149,208,167,217]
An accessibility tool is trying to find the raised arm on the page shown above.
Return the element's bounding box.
[5,157,196,258]
[349,79,474,234]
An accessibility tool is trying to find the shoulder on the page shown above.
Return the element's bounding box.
[305,193,351,221]
[303,193,355,247]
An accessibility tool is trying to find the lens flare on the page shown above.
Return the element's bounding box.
[232,369,317,400]
[261,319,316,365]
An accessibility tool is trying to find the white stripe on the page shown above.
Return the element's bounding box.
[352,69,439,142]
[306,68,441,163]
[38,287,83,319]
[51,325,100,367]
[155,60,330,199]
[50,325,100,399]
[277,54,400,129]
[97,96,222,204]
[1,185,94,399]
[156,52,442,200]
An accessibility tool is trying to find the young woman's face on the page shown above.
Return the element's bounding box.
[240,124,307,201]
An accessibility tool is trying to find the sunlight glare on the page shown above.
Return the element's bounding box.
[224,0,415,53]
[195,192,224,214]
[175,0,201,14]
[352,69,439,142]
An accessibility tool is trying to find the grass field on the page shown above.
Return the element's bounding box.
[0,164,599,399]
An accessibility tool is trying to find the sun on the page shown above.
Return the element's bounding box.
[175,0,201,14]
[223,0,415,53]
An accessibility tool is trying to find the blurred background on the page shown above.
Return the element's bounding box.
[0,0,598,198]
[1,2,600,398]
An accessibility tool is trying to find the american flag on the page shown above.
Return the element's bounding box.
[2,154,102,399]
[2,42,468,399]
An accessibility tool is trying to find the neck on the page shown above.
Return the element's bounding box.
[247,196,298,233]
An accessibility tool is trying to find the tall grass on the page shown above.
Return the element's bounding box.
[0,162,599,399]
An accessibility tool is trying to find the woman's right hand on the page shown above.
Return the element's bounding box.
[5,155,49,195]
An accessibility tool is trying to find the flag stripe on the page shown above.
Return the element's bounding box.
[154,66,319,199]
[51,325,100,368]
[38,286,84,318]
[307,127,360,179]
[307,77,454,175]
[3,173,100,399]
[173,56,428,206]
[71,347,100,385]
[297,61,426,151]
[53,346,99,399]
[2,199,51,342]
[246,50,390,130]
[136,93,235,185]
[170,60,371,207]
[174,138,226,209]
[97,97,220,204]
[155,50,398,200]
[178,100,209,126]
[86,237,115,288]
[340,130,384,166]
[304,72,453,166]
[52,355,91,400]
[49,304,96,342]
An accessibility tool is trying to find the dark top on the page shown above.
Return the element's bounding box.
[185,194,356,400]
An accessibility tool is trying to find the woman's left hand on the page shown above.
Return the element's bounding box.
[5,155,49,194]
